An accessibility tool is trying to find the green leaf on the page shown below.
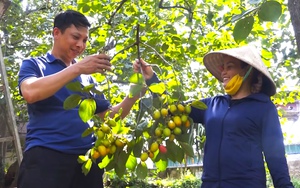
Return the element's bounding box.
[155,154,168,172]
[82,127,95,137]
[133,138,144,157]
[126,154,137,170]
[129,73,144,84]
[136,162,148,179]
[149,82,166,95]
[81,159,92,176]
[66,81,82,92]
[233,16,254,43]
[179,141,194,157]
[82,83,96,92]
[129,84,144,98]
[166,140,184,163]
[98,155,111,169]
[79,99,96,123]
[82,4,90,13]
[258,1,282,22]
[191,100,207,110]
[77,155,89,164]
[63,94,82,110]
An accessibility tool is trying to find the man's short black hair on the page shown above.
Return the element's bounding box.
[53,10,91,33]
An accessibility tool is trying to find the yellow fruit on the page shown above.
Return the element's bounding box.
[109,144,117,154]
[173,127,182,135]
[155,127,162,137]
[161,108,168,117]
[177,104,185,113]
[140,152,148,162]
[101,123,111,133]
[181,115,188,123]
[102,139,110,147]
[97,145,107,157]
[153,109,161,120]
[185,119,191,128]
[169,104,177,114]
[115,138,125,148]
[91,150,101,159]
[108,119,116,127]
[167,120,176,129]
[150,142,159,153]
[173,116,182,126]
[169,134,175,141]
[185,105,192,114]
[163,127,171,137]
[148,151,154,159]
[96,129,105,139]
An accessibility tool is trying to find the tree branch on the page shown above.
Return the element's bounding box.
[158,0,193,22]
[107,0,129,25]
[288,0,300,56]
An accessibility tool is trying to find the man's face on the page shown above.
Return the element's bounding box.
[53,24,88,62]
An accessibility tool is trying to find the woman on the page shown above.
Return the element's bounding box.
[189,45,294,188]
[135,45,294,188]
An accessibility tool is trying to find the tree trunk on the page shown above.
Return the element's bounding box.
[288,0,300,56]
[0,0,11,19]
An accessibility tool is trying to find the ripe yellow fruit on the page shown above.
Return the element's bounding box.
[150,142,159,153]
[185,119,191,128]
[173,116,182,126]
[161,108,168,117]
[185,105,192,114]
[148,151,154,159]
[168,120,176,129]
[163,127,171,137]
[153,109,161,120]
[177,104,185,113]
[181,115,188,123]
[140,152,149,162]
[97,145,108,157]
[173,127,182,135]
[155,127,162,137]
[169,104,177,114]
[92,150,101,159]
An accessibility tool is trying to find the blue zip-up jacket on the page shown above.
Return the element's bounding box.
[190,93,294,188]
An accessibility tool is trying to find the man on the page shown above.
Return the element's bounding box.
[17,10,153,188]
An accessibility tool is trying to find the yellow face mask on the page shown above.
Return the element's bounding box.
[224,67,253,95]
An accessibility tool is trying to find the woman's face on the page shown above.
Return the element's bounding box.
[220,55,244,87]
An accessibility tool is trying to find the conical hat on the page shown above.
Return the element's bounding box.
[203,45,276,96]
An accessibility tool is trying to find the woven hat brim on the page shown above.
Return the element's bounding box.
[203,46,276,96]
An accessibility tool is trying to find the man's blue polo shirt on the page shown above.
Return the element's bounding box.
[18,53,111,154]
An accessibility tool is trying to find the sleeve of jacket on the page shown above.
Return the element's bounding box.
[261,103,294,188]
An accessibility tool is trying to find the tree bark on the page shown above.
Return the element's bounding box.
[0,0,11,19]
[288,0,300,56]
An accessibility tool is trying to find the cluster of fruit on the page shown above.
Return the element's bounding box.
[140,103,192,162]
[90,118,127,160]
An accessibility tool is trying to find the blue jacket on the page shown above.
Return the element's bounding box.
[190,93,294,188]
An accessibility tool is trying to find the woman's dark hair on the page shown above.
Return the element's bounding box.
[53,10,91,33]
[241,61,273,96]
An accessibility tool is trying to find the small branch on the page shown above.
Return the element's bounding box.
[159,0,193,22]
[107,0,129,25]
[111,42,137,59]
[141,42,172,67]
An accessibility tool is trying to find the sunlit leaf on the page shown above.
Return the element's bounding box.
[191,100,208,110]
[82,83,95,92]
[149,82,166,95]
[77,155,89,164]
[81,127,94,137]
[258,1,282,22]
[63,94,82,110]
[129,73,144,84]
[82,159,92,176]
[126,154,137,170]
[79,99,96,123]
